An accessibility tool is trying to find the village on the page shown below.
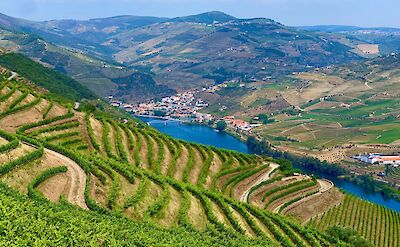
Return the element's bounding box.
[107,83,261,134]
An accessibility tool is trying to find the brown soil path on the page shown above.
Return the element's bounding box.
[45,149,88,209]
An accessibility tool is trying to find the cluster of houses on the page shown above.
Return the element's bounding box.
[353,153,400,167]
[222,116,261,133]
[108,92,212,122]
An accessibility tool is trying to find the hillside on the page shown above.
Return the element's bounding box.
[0,53,96,101]
[0,12,367,93]
[299,25,400,55]
[0,28,176,101]
[201,52,400,185]
[0,57,382,246]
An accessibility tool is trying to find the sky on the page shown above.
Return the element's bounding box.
[0,0,399,27]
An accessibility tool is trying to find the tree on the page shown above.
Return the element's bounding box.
[154,110,167,117]
[277,158,293,171]
[215,121,227,131]
[258,114,275,124]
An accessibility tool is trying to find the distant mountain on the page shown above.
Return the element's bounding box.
[0,11,380,101]
[298,25,400,55]
[298,25,400,33]
[0,23,175,101]
[170,11,236,24]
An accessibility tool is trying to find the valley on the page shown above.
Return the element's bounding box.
[0,56,385,246]
[0,7,399,246]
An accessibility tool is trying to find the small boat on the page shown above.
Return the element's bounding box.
[164,121,167,126]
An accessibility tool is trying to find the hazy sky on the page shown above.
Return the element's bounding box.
[0,0,399,27]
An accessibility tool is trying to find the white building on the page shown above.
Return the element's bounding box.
[354,154,400,167]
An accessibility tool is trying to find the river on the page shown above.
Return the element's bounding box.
[141,117,400,211]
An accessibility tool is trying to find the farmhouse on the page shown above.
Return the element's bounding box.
[353,154,400,167]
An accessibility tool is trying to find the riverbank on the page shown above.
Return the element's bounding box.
[140,116,400,211]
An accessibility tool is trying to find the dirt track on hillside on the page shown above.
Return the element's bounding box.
[45,149,88,209]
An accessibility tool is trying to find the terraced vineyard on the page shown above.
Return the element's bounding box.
[0,69,345,246]
[308,194,400,247]
[0,67,381,246]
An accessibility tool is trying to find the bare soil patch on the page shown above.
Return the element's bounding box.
[89,117,104,153]
[232,166,272,201]
[173,145,189,181]
[0,90,22,111]
[137,132,149,169]
[188,193,208,230]
[230,205,255,237]
[37,173,68,203]
[205,152,223,189]
[127,180,162,221]
[90,174,110,207]
[210,199,233,228]
[156,186,181,228]
[43,149,88,209]
[116,174,140,206]
[188,147,203,185]
[45,103,68,119]
[357,44,379,55]
[119,126,133,164]
[248,176,301,207]
[160,142,172,176]
[285,188,344,223]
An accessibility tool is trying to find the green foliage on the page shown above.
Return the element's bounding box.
[101,119,117,160]
[109,121,128,162]
[0,53,96,101]
[30,121,80,136]
[265,180,317,207]
[60,138,83,147]
[0,130,19,153]
[0,95,41,119]
[0,145,44,176]
[277,158,293,171]
[167,139,183,177]
[123,176,149,210]
[84,113,100,151]
[18,112,74,134]
[182,144,195,183]
[258,114,275,124]
[216,120,227,131]
[197,147,214,187]
[8,91,28,109]
[326,226,373,247]
[247,176,283,202]
[0,182,276,246]
[145,182,170,218]
[223,164,269,197]
[0,87,16,102]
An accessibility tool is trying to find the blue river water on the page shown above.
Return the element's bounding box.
[140,117,400,211]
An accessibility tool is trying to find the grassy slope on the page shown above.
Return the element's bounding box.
[0,53,97,101]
